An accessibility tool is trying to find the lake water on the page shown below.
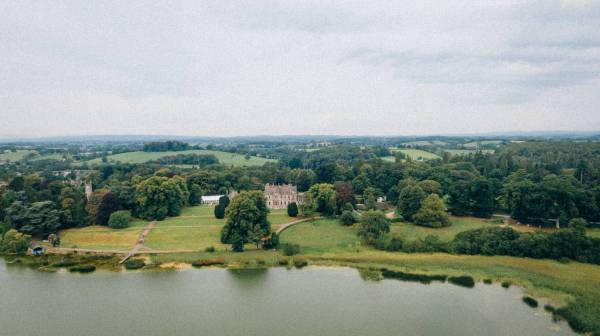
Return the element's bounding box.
[0,260,576,336]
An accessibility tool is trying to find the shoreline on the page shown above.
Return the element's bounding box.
[2,250,599,334]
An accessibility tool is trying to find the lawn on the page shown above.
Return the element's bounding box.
[59,225,144,251]
[279,219,361,253]
[140,206,295,251]
[0,149,37,161]
[86,149,275,166]
[390,216,500,242]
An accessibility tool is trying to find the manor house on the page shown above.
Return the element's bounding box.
[265,184,303,209]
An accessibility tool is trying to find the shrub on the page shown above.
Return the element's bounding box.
[281,243,300,256]
[339,210,357,226]
[380,269,447,284]
[108,210,131,229]
[448,276,475,288]
[214,204,226,219]
[51,259,77,267]
[69,264,96,273]
[262,233,279,250]
[293,259,308,268]
[501,281,511,288]
[278,259,289,266]
[287,202,299,217]
[522,296,539,308]
[124,258,145,270]
[205,246,216,253]
[483,279,493,284]
[374,236,403,252]
[191,259,224,268]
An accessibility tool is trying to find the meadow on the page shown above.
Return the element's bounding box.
[0,149,37,161]
[86,149,276,166]
[382,148,441,162]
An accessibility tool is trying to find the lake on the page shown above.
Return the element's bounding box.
[0,260,576,336]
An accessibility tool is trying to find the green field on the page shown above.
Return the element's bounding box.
[279,219,361,253]
[0,149,37,161]
[60,225,145,251]
[390,216,500,242]
[86,150,276,166]
[59,205,295,252]
[388,148,441,160]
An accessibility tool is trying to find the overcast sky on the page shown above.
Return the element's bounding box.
[1,1,599,138]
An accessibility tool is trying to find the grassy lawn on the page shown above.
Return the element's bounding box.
[0,149,37,161]
[59,225,144,251]
[279,219,361,253]
[390,216,500,242]
[86,149,275,166]
[142,206,295,251]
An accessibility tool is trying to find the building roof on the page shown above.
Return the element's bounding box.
[202,195,223,202]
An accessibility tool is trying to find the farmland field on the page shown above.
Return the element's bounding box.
[0,149,37,161]
[86,149,276,166]
[389,148,441,160]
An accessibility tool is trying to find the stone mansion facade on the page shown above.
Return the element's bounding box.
[264,184,304,209]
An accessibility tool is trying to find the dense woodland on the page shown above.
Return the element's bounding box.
[1,137,600,262]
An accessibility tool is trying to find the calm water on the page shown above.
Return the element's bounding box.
[0,260,576,336]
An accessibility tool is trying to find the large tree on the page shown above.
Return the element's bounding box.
[358,210,390,244]
[397,185,427,221]
[413,194,450,228]
[303,183,336,215]
[220,191,270,252]
[4,201,60,237]
[134,175,189,220]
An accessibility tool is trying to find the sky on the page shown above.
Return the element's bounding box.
[1,1,600,138]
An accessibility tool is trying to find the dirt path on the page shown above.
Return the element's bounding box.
[275,217,321,234]
[119,221,156,264]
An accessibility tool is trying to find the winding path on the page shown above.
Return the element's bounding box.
[119,221,156,264]
[275,217,321,234]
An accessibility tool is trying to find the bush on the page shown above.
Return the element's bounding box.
[483,279,493,284]
[262,233,279,250]
[339,210,357,226]
[51,259,77,267]
[448,276,475,288]
[191,259,225,268]
[501,281,511,288]
[69,264,96,273]
[205,246,216,253]
[108,210,131,229]
[294,259,308,268]
[124,258,145,270]
[281,243,300,256]
[522,296,539,308]
[374,236,403,252]
[381,269,447,284]
[287,202,298,217]
[214,204,226,219]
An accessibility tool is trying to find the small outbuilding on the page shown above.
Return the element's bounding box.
[27,243,45,256]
